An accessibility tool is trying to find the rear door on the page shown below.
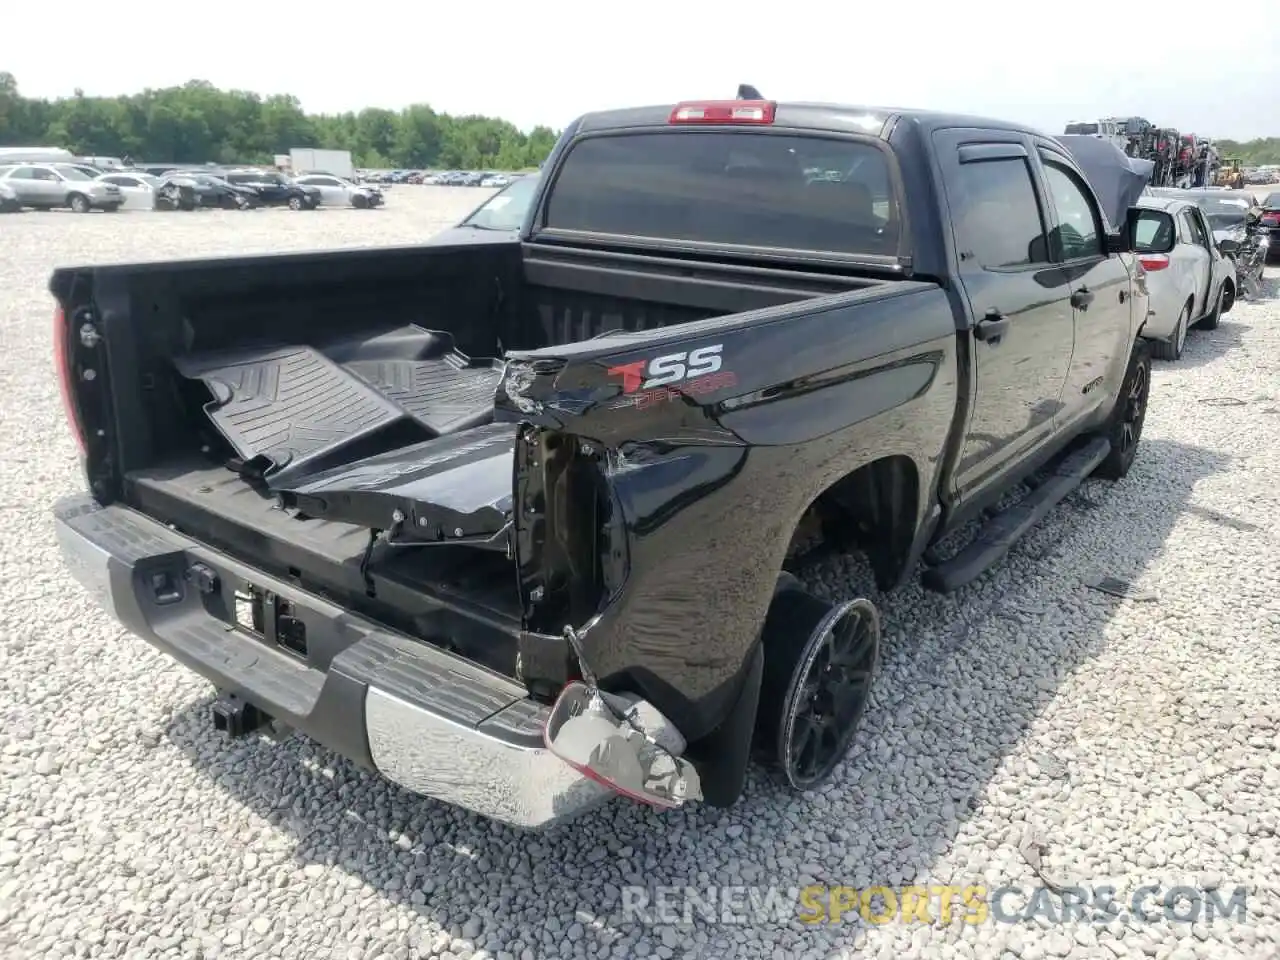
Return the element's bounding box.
[1181,207,1215,316]
[3,166,42,204]
[1033,145,1133,431]
[932,130,1075,502]
[1167,210,1203,316]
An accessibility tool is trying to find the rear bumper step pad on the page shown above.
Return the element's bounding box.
[53,494,610,829]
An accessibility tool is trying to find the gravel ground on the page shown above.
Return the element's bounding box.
[2,192,1280,960]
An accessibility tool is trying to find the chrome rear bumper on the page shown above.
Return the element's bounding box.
[52,494,612,828]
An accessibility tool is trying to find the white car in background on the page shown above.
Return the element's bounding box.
[292,174,384,209]
[1131,195,1236,361]
[96,172,163,210]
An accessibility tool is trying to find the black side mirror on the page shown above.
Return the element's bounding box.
[1218,237,1240,255]
[1107,207,1142,254]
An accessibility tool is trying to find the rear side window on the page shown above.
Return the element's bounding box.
[1182,210,1210,248]
[950,158,1048,269]
[543,132,900,258]
[1133,210,1174,252]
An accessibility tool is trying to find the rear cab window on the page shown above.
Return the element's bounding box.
[540,131,901,260]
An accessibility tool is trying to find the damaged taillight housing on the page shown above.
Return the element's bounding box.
[53,304,87,455]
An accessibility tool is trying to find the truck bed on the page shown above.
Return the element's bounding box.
[57,241,885,684]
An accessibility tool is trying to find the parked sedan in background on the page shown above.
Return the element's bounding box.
[0,163,121,212]
[293,174,384,209]
[155,172,258,210]
[96,172,163,210]
[222,170,319,209]
[1131,195,1235,360]
[1150,187,1267,294]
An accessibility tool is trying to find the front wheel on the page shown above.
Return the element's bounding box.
[352,193,369,209]
[68,193,91,214]
[288,196,304,210]
[1094,340,1151,481]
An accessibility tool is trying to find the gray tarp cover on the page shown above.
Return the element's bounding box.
[1056,135,1155,230]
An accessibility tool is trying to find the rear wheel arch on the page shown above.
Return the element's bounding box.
[782,454,922,596]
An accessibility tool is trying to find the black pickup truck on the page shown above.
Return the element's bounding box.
[51,94,1152,828]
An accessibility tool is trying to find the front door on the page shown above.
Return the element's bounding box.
[32,167,68,205]
[1034,147,1134,432]
[933,130,1076,503]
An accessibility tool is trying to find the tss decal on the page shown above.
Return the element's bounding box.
[608,344,724,393]
[606,344,737,409]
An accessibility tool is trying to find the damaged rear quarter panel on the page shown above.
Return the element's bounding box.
[503,282,959,740]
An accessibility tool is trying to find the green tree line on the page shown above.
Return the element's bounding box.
[4,73,1278,169]
[0,73,560,170]
[1217,139,1280,166]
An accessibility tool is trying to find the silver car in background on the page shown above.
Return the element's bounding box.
[0,163,122,212]
[1131,195,1235,361]
[293,174,384,209]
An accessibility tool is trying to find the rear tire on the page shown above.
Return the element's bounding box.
[1094,339,1151,481]
[68,193,91,214]
[1196,285,1223,330]
[1150,303,1189,361]
[754,584,879,791]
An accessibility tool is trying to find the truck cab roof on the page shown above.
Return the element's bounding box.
[574,101,1044,141]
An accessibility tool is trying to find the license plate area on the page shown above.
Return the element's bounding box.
[233,583,309,659]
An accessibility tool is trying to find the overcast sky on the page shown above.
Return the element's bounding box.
[5,1,1278,141]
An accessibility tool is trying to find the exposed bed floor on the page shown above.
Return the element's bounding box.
[173,325,503,488]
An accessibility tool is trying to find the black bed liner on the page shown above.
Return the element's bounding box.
[174,325,503,488]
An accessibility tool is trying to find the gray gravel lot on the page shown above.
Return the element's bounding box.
[2,191,1280,960]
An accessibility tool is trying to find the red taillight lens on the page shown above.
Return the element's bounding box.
[1137,253,1170,271]
[53,305,86,454]
[1262,213,1280,226]
[668,100,776,125]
